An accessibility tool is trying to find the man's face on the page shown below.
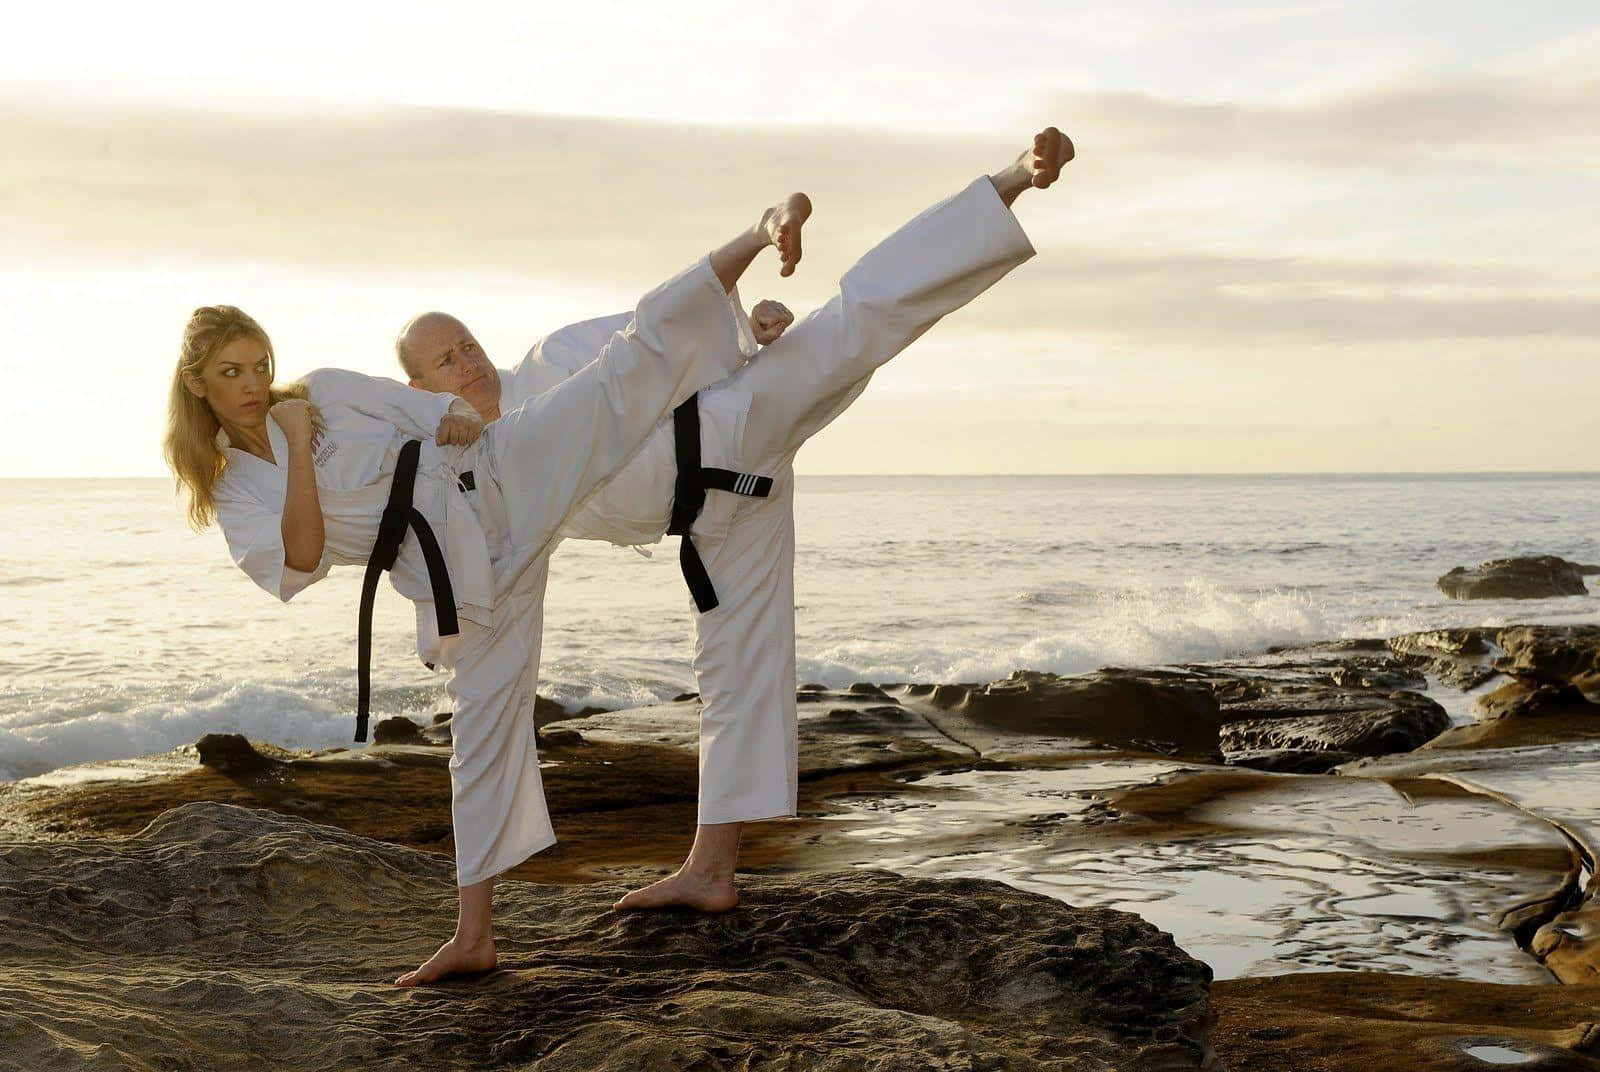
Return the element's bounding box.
[406,315,501,419]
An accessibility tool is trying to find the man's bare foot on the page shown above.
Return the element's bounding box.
[393,935,497,987]
[991,126,1075,206]
[760,193,812,278]
[612,869,740,913]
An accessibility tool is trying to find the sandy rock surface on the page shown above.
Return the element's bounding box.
[0,802,1218,1072]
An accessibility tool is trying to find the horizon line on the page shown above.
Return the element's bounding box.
[7,470,1599,482]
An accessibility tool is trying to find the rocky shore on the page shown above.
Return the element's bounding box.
[3,623,1599,1069]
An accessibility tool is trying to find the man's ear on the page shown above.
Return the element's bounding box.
[408,376,424,389]
[182,370,206,399]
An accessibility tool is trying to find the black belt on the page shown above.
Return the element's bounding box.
[355,438,458,742]
[666,396,773,613]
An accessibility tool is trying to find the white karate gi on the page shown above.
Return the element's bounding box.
[506,176,1036,825]
[213,256,750,885]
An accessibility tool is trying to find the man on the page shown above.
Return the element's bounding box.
[397,127,1072,983]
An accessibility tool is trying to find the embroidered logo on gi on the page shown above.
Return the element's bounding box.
[458,470,476,493]
[311,428,339,467]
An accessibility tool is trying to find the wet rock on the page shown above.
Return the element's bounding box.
[1437,555,1591,600]
[539,728,585,749]
[898,668,1226,761]
[1389,628,1501,689]
[802,704,968,770]
[1479,681,1600,721]
[1394,629,1493,658]
[0,802,1220,1071]
[1268,638,1390,655]
[194,733,281,776]
[1495,625,1600,690]
[1423,710,1600,751]
[1224,748,1363,774]
[1532,902,1600,984]
[421,713,454,746]
[1218,680,1441,721]
[1327,662,1427,690]
[534,693,569,726]
[371,716,424,745]
[1219,690,1449,758]
[575,694,967,777]
[1212,972,1600,1070]
[1190,641,1427,697]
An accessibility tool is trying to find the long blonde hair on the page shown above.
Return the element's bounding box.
[164,305,308,530]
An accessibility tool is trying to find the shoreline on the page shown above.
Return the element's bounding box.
[4,619,1599,1068]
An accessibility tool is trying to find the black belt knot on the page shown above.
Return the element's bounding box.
[356,438,459,743]
[666,397,772,614]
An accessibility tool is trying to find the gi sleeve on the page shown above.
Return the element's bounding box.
[487,255,750,562]
[521,312,636,382]
[214,479,332,602]
[516,286,756,388]
[302,368,461,442]
[729,283,760,359]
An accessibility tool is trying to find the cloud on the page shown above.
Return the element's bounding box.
[1000,251,1600,344]
[1056,67,1600,172]
[4,97,997,279]
[5,65,1598,353]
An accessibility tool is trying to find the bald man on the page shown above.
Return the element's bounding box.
[399,127,1072,927]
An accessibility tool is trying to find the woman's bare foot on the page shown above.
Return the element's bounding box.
[991,126,1075,206]
[612,869,740,913]
[393,934,497,987]
[760,193,813,278]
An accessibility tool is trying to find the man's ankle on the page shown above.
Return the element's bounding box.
[682,861,734,884]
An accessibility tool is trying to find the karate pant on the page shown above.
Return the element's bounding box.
[443,256,746,887]
[688,175,1036,824]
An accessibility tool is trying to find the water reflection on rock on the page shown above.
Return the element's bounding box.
[823,763,1571,983]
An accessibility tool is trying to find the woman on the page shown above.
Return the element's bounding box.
[165,193,811,986]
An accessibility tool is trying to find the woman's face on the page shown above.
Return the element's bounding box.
[186,336,272,430]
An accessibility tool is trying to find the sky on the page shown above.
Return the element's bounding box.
[2,1,1597,476]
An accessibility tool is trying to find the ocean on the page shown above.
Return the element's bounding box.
[3,473,1597,782]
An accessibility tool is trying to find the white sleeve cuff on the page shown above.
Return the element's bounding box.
[727,283,760,359]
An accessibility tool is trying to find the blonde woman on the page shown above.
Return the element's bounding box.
[166,193,810,987]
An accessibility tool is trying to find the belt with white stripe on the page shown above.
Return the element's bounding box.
[666,395,773,613]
